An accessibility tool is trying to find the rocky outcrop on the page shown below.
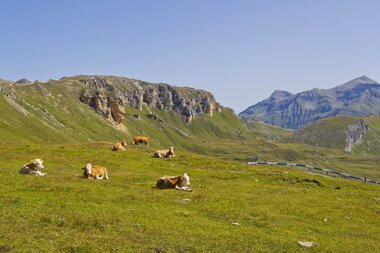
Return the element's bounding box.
[345,120,369,152]
[14,79,32,85]
[80,90,125,125]
[240,76,380,129]
[79,76,222,124]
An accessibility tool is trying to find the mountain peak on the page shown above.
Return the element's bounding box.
[335,76,378,92]
[270,90,293,100]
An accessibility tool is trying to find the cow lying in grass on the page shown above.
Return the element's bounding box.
[131,136,149,148]
[153,147,175,158]
[112,140,127,151]
[19,159,46,176]
[153,173,192,192]
[82,163,109,180]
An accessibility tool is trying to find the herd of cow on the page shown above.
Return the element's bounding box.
[18,136,192,192]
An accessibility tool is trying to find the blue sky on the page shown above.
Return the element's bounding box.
[1,0,380,112]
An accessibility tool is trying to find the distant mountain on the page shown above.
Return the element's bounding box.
[240,76,380,129]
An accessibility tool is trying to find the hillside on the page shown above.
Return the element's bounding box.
[1,75,380,181]
[291,115,380,154]
[241,116,293,142]
[0,76,223,143]
[240,76,380,129]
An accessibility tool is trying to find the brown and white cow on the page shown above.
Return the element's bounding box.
[19,159,46,176]
[112,140,127,151]
[153,173,192,192]
[82,163,109,180]
[153,147,175,158]
[131,136,149,148]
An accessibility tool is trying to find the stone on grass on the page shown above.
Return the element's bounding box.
[298,241,316,248]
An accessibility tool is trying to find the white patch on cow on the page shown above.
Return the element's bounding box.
[96,174,104,179]
[85,163,92,175]
[35,170,46,176]
[181,173,190,187]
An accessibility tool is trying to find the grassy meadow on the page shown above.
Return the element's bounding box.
[0,142,379,252]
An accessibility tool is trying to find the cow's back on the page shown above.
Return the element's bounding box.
[155,176,179,189]
[92,166,106,176]
[19,162,35,174]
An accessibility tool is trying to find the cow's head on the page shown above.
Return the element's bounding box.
[82,163,92,177]
[121,140,127,147]
[179,173,190,187]
[168,147,175,157]
[32,159,44,170]
[131,139,136,145]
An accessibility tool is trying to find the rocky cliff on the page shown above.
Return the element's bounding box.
[240,76,380,129]
[345,119,369,152]
[77,76,222,125]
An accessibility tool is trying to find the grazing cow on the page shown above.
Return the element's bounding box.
[82,163,109,180]
[153,147,175,158]
[19,159,46,176]
[153,173,192,192]
[112,140,127,151]
[131,136,149,148]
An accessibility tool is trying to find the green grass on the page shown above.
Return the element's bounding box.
[0,143,379,252]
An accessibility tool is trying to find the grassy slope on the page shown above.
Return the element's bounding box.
[0,143,379,252]
[1,81,380,181]
[291,115,380,153]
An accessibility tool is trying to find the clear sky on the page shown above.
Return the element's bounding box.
[1,0,380,112]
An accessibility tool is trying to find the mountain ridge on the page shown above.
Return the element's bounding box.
[240,76,380,129]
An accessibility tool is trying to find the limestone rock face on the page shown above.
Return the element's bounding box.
[80,90,125,125]
[345,119,369,152]
[79,76,222,124]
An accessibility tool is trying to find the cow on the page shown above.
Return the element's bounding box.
[19,159,46,176]
[153,173,192,192]
[153,147,175,158]
[112,140,127,151]
[131,136,149,148]
[82,163,109,180]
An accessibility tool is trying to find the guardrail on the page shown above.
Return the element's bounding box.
[246,161,380,185]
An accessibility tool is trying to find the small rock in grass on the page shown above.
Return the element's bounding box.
[232,222,240,226]
[179,198,191,204]
[298,241,316,248]
[375,198,380,202]
[323,218,328,222]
